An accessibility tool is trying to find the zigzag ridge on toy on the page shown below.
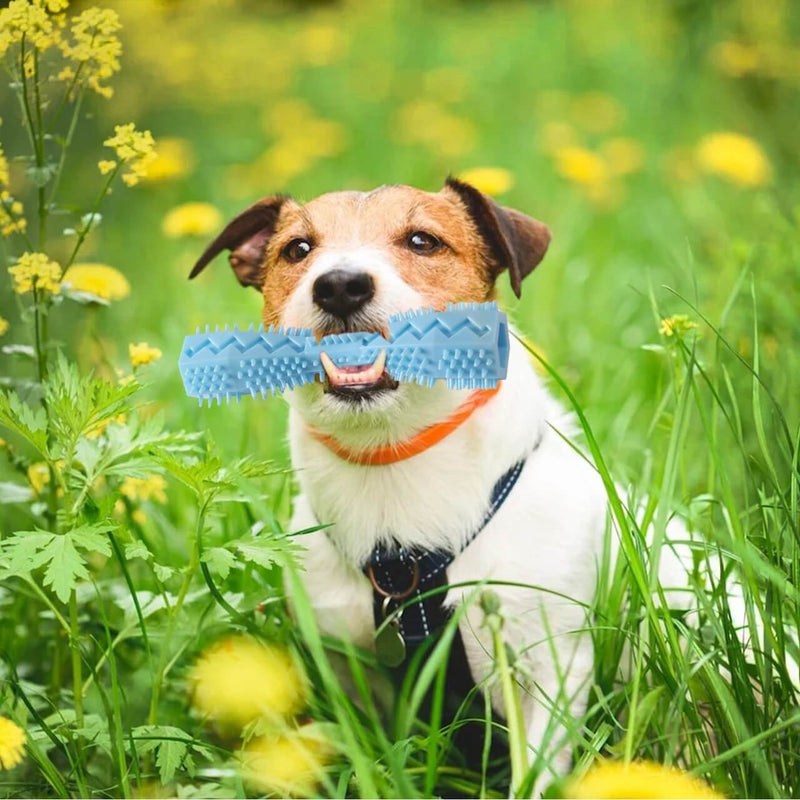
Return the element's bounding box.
[179,302,510,405]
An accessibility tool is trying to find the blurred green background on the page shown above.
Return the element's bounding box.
[2,0,799,480]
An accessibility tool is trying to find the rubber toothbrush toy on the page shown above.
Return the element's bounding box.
[179,302,509,405]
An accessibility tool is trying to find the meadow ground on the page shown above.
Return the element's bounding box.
[0,0,799,797]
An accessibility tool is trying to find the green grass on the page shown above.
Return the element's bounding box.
[1,0,799,797]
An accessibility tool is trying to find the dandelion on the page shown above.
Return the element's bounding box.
[659,314,699,338]
[569,760,723,799]
[63,263,130,302]
[554,146,608,186]
[0,318,8,337]
[696,132,772,187]
[129,342,162,367]
[102,123,157,187]
[602,137,646,176]
[539,120,579,155]
[27,462,50,496]
[711,41,761,78]
[161,202,222,238]
[237,728,331,796]
[58,7,122,98]
[8,252,62,295]
[570,92,624,133]
[0,716,26,770]
[141,137,194,183]
[456,167,514,196]
[189,636,308,729]
[120,474,167,504]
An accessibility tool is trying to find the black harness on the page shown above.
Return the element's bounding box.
[363,459,526,667]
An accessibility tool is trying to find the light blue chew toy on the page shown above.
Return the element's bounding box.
[179,302,509,405]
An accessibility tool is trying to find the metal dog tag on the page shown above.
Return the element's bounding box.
[375,617,406,667]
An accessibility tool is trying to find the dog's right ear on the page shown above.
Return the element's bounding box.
[189,196,287,290]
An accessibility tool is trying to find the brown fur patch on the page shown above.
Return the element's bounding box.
[259,186,497,325]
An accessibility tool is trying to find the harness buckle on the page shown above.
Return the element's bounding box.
[367,556,420,600]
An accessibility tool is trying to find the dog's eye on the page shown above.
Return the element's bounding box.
[282,238,313,262]
[407,231,443,254]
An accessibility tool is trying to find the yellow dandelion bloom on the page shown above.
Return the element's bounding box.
[696,132,772,187]
[59,7,122,98]
[27,462,50,496]
[570,92,625,134]
[0,716,26,770]
[457,167,514,197]
[300,24,348,67]
[660,314,699,338]
[539,121,579,155]
[8,252,61,295]
[711,41,761,78]
[120,474,167,504]
[602,137,646,176]
[0,317,8,337]
[63,263,130,302]
[129,342,162,367]
[141,137,194,183]
[190,636,308,729]
[161,202,223,238]
[569,760,723,799]
[554,146,608,186]
[103,124,157,187]
[238,729,331,796]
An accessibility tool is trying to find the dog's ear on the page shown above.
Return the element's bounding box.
[444,177,551,298]
[189,196,287,290]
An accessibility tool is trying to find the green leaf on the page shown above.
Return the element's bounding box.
[125,540,150,561]
[201,547,235,580]
[130,725,193,784]
[26,163,58,187]
[153,563,174,582]
[0,390,48,455]
[43,534,89,603]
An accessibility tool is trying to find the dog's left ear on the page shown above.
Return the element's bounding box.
[444,177,551,298]
[189,196,288,290]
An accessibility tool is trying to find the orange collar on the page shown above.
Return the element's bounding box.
[306,384,501,466]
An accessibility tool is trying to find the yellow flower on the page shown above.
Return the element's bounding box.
[539,121,579,155]
[27,462,50,496]
[0,1,57,58]
[0,716,26,771]
[601,137,646,176]
[103,124,157,187]
[659,314,699,338]
[161,202,222,238]
[237,728,331,796]
[8,252,62,295]
[58,7,122,99]
[97,160,116,175]
[569,760,723,799]
[0,146,9,187]
[696,132,772,188]
[456,167,514,197]
[141,137,194,183]
[129,342,162,367]
[1,191,27,237]
[190,636,308,729]
[120,474,167,504]
[554,146,608,186]
[711,41,761,77]
[570,92,625,134]
[63,263,130,301]
[86,412,126,439]
[0,317,8,337]
[394,100,477,158]
[299,24,348,67]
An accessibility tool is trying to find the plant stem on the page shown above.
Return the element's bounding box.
[148,502,203,726]
[69,588,84,728]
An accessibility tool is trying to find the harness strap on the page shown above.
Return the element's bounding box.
[364,459,526,662]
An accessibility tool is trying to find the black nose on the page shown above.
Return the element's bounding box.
[312,269,375,319]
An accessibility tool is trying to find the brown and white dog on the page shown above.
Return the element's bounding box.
[189,179,634,791]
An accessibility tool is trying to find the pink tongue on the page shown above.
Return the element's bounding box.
[338,364,372,374]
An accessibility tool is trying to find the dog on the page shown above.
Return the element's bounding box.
[189,178,680,793]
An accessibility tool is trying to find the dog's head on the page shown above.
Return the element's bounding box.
[190,179,550,431]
